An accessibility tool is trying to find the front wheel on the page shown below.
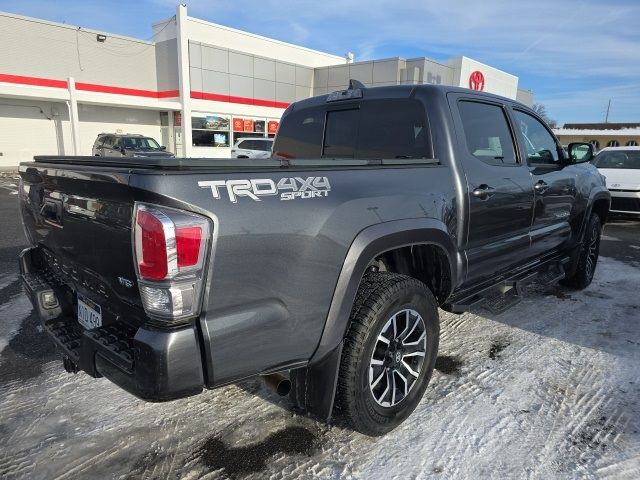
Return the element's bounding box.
[563,213,602,289]
[335,272,439,436]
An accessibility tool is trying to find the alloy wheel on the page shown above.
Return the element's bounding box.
[368,308,427,407]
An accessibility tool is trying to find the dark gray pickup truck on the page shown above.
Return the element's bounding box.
[19,84,610,436]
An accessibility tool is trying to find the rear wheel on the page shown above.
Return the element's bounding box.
[563,213,602,289]
[335,272,439,436]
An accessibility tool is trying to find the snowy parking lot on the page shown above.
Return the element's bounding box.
[0,184,639,479]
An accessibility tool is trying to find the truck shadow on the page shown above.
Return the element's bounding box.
[0,271,59,386]
[194,425,320,478]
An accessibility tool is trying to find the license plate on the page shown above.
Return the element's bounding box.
[77,293,102,330]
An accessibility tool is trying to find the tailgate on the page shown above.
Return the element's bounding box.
[19,163,146,326]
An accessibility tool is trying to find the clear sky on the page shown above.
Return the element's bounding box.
[1,0,638,126]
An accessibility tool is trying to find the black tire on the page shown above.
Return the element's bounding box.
[335,272,439,436]
[563,213,602,289]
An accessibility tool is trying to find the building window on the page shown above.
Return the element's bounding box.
[191,113,230,147]
[627,140,638,146]
[231,117,279,143]
[606,140,619,147]
[589,140,600,150]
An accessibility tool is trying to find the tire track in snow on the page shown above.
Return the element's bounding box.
[0,256,639,479]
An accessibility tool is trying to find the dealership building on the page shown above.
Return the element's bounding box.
[0,5,534,168]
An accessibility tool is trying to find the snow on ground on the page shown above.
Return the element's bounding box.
[0,256,639,480]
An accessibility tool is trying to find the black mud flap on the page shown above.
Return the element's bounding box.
[290,342,344,423]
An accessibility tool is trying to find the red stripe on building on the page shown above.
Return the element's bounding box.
[0,73,67,89]
[191,90,289,109]
[0,73,179,99]
[157,89,180,98]
[75,82,179,99]
[0,73,287,107]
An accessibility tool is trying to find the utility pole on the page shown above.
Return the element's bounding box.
[604,99,611,123]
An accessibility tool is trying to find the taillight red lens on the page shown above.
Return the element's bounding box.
[137,210,168,280]
[176,226,202,267]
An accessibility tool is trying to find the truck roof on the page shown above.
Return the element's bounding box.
[290,83,529,112]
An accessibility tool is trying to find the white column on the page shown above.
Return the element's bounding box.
[67,77,81,155]
[176,4,192,158]
[167,109,175,154]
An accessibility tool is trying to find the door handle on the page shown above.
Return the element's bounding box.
[534,181,549,193]
[472,184,495,200]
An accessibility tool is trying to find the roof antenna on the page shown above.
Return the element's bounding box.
[348,79,366,90]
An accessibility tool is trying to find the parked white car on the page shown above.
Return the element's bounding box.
[230,137,274,159]
[592,146,640,216]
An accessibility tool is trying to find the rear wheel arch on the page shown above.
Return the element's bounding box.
[316,220,455,362]
[297,220,456,422]
[367,243,453,305]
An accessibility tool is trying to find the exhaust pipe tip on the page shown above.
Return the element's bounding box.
[262,372,292,396]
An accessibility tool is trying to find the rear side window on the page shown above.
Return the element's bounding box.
[273,99,431,159]
[458,101,517,165]
[356,100,430,159]
[254,140,273,152]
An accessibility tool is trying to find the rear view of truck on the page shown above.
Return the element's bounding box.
[19,160,213,400]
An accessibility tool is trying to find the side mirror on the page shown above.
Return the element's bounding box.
[567,142,594,164]
[159,146,166,151]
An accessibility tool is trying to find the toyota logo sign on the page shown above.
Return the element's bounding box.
[469,71,485,91]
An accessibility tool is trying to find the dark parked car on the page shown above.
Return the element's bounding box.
[91,133,174,158]
[19,83,609,436]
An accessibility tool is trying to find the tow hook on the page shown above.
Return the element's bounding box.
[62,356,79,374]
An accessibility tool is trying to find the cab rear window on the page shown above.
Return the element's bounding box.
[273,99,431,160]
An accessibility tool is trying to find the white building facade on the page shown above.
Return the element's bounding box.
[0,5,534,168]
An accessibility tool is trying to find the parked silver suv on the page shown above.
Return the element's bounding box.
[231,137,274,158]
[92,134,174,158]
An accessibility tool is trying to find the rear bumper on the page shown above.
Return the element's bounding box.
[19,247,205,401]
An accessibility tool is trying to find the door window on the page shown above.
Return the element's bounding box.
[458,101,517,165]
[513,110,560,165]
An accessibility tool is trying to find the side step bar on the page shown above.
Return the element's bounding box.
[444,257,570,314]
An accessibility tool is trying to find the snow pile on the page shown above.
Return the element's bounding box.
[0,256,639,479]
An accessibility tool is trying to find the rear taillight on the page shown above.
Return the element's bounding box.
[133,203,211,323]
[136,209,169,280]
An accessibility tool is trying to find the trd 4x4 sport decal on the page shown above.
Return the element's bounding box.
[198,177,331,203]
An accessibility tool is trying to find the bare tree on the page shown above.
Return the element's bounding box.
[532,103,557,128]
